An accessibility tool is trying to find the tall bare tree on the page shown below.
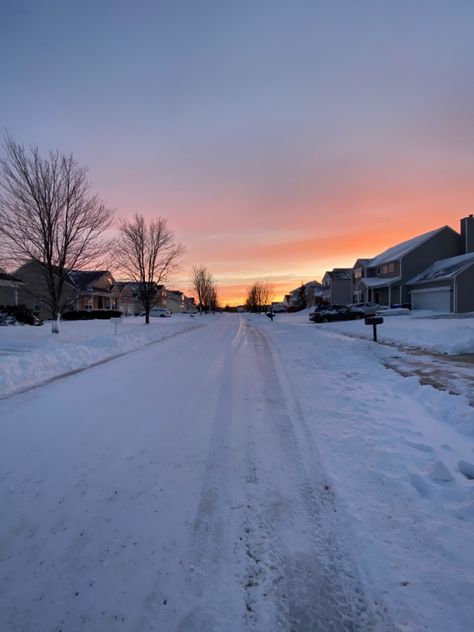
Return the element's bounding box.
[0,136,113,333]
[192,265,218,313]
[116,213,185,323]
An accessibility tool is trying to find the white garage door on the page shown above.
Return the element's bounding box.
[411,287,451,312]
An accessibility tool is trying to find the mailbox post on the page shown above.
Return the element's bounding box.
[111,316,122,335]
[365,315,384,342]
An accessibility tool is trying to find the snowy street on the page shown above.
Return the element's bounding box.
[1,314,474,631]
[0,316,382,632]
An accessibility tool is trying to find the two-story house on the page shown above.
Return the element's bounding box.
[407,214,474,312]
[320,269,352,305]
[359,224,462,307]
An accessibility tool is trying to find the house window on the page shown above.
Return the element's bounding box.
[388,262,395,273]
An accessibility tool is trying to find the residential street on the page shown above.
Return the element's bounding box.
[0,316,383,632]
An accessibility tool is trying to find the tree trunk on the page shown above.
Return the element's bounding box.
[145,310,150,324]
[51,311,60,334]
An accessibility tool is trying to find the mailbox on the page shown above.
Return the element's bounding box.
[365,316,383,326]
[364,315,383,342]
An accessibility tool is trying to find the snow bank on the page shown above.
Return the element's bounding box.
[276,309,474,354]
[0,316,205,397]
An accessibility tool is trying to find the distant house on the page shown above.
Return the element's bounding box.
[183,295,197,312]
[113,281,165,315]
[286,280,322,308]
[68,270,117,311]
[351,259,372,303]
[164,289,184,314]
[320,269,352,305]
[0,272,24,307]
[113,282,141,316]
[358,216,472,309]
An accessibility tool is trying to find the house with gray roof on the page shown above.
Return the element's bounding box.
[357,222,465,307]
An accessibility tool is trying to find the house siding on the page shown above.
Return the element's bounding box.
[15,262,76,319]
[331,279,352,304]
[455,265,474,313]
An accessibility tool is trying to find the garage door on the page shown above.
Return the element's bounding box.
[411,287,451,312]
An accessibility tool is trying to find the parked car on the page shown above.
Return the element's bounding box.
[349,302,386,316]
[141,307,172,318]
[309,304,365,323]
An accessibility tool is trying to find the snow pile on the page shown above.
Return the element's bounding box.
[254,314,474,630]
[0,316,205,397]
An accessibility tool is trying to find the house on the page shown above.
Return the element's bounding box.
[351,259,372,303]
[0,272,24,307]
[183,295,197,312]
[113,281,166,315]
[164,289,184,313]
[358,223,463,307]
[406,214,474,313]
[14,261,118,318]
[14,260,77,319]
[68,270,117,311]
[286,280,322,309]
[407,252,474,313]
[320,269,352,305]
[113,282,141,316]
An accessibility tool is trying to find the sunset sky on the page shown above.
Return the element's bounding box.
[1,1,474,305]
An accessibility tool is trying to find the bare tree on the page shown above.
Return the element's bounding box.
[0,136,113,333]
[246,280,274,312]
[192,265,218,313]
[115,213,185,324]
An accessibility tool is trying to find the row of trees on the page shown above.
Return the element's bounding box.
[192,265,219,313]
[246,281,274,312]
[0,136,211,331]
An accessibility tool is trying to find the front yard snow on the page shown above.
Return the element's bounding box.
[0,316,204,397]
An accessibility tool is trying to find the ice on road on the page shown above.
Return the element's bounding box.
[0,316,385,631]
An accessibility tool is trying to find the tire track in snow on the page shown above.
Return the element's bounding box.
[240,321,392,631]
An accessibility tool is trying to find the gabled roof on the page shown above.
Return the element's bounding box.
[0,272,24,284]
[324,268,352,280]
[352,258,372,269]
[368,226,454,268]
[68,270,110,290]
[407,252,474,285]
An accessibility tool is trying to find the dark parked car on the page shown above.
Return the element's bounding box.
[309,304,365,323]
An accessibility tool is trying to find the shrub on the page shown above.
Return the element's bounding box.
[62,310,122,321]
[0,303,38,325]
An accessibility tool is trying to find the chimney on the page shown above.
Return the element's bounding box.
[460,214,474,253]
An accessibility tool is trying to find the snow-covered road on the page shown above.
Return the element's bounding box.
[0,315,385,632]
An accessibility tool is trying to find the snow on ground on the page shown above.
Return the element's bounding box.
[1,313,474,630]
[254,312,474,631]
[0,315,204,398]
[300,309,474,354]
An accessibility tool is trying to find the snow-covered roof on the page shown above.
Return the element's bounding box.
[407,252,474,285]
[360,276,401,289]
[368,226,450,268]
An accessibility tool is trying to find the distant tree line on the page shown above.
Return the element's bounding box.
[246,281,274,312]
